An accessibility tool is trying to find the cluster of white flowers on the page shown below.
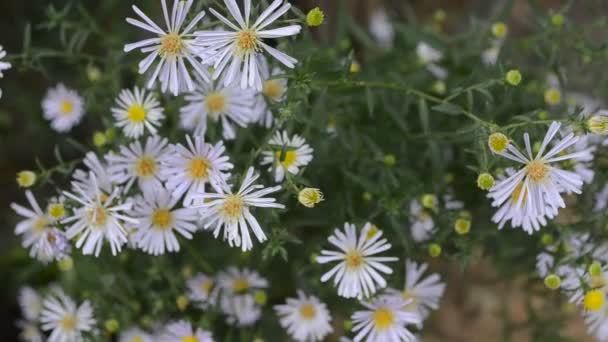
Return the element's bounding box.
[0,44,11,99]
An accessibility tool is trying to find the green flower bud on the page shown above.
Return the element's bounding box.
[477,173,495,191]
[306,7,325,27]
[428,243,442,257]
[505,69,522,86]
[544,274,561,290]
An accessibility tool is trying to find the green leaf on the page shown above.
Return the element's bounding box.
[431,102,462,115]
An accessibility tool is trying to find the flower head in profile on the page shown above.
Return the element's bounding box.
[0,45,11,99]
[217,267,268,326]
[351,296,420,342]
[416,42,446,80]
[385,259,446,323]
[162,135,233,205]
[124,0,210,95]
[131,186,198,255]
[261,131,314,182]
[107,136,171,196]
[40,290,96,342]
[42,84,85,132]
[316,222,398,299]
[160,320,214,342]
[488,122,586,234]
[18,286,43,321]
[179,77,256,140]
[62,172,138,256]
[195,0,302,90]
[186,273,219,309]
[194,167,284,251]
[112,87,165,138]
[274,290,333,341]
[252,58,287,127]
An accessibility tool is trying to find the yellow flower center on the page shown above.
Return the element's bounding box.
[275,150,297,168]
[151,208,172,229]
[299,303,317,320]
[545,88,562,106]
[205,92,226,115]
[127,104,146,123]
[236,29,259,54]
[60,100,74,115]
[584,290,605,311]
[160,33,184,56]
[527,160,549,182]
[372,308,394,330]
[221,195,245,219]
[345,250,364,270]
[233,278,250,293]
[200,280,214,294]
[60,313,76,331]
[48,203,66,220]
[181,336,199,342]
[89,206,108,227]
[263,80,284,100]
[136,156,157,177]
[488,133,509,153]
[188,158,211,180]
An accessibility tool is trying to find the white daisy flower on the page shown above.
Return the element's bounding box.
[217,267,268,327]
[481,39,503,66]
[11,191,57,263]
[186,273,219,309]
[119,326,154,342]
[385,259,446,323]
[252,58,287,127]
[179,77,256,140]
[107,136,171,195]
[72,152,114,197]
[316,222,398,299]
[131,186,198,255]
[260,131,313,182]
[18,286,43,321]
[194,167,284,251]
[416,42,447,80]
[351,296,421,342]
[274,290,333,342]
[408,200,435,242]
[161,135,233,205]
[17,320,44,342]
[161,321,214,342]
[42,84,85,132]
[124,0,210,96]
[369,8,394,49]
[0,45,11,99]
[112,87,165,138]
[40,291,96,342]
[195,0,302,90]
[488,122,586,234]
[62,172,138,256]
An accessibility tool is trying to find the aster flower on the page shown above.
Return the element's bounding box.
[161,135,233,204]
[0,45,11,99]
[40,291,96,342]
[62,172,138,256]
[195,0,302,90]
[18,286,43,321]
[71,152,114,197]
[194,167,284,251]
[41,84,85,132]
[179,77,256,140]
[131,186,198,255]
[107,136,171,195]
[252,58,287,127]
[124,0,210,95]
[16,320,44,342]
[274,290,333,341]
[260,131,314,182]
[111,87,165,138]
[416,42,446,80]
[316,222,398,299]
[385,259,446,323]
[161,321,214,342]
[408,199,435,242]
[369,8,394,49]
[119,326,154,342]
[488,122,586,234]
[217,267,268,326]
[351,296,420,342]
[186,273,219,309]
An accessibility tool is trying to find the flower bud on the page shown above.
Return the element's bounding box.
[254,290,267,305]
[176,295,189,311]
[488,132,509,154]
[587,114,608,135]
[383,154,396,167]
[93,131,107,147]
[590,262,603,277]
[454,218,471,235]
[476,173,495,191]
[104,319,119,333]
[544,274,561,290]
[544,88,561,106]
[491,22,508,38]
[505,69,522,86]
[16,170,36,188]
[298,188,324,208]
[350,61,360,73]
[428,243,442,257]
[551,14,565,27]
[306,7,325,27]
[421,194,437,210]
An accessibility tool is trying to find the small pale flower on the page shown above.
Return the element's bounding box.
[351,296,421,342]
[180,77,256,140]
[42,84,85,132]
[119,326,154,342]
[317,222,398,299]
[11,191,57,263]
[40,291,96,342]
[131,186,198,255]
[298,188,324,208]
[107,135,171,195]
[416,42,447,80]
[217,267,268,326]
[17,321,44,342]
[62,172,138,256]
[111,87,165,138]
[124,0,210,95]
[186,273,219,309]
[161,135,233,204]
[0,45,12,99]
[252,58,287,127]
[369,8,394,49]
[18,286,43,321]
[71,152,114,197]
[274,290,333,342]
[194,167,284,251]
[261,131,314,182]
[408,199,434,242]
[160,320,214,342]
[195,0,302,90]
